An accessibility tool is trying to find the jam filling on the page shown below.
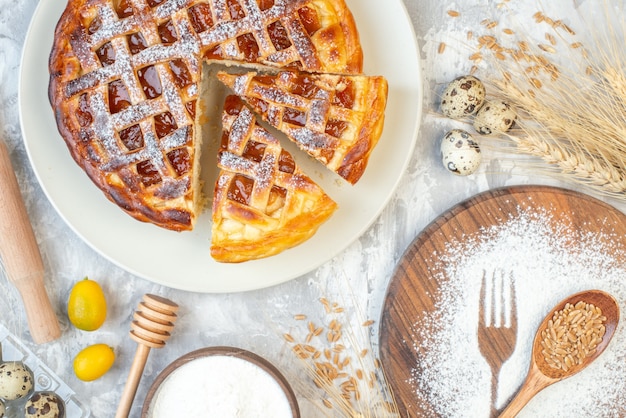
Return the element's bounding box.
[257,0,274,11]
[282,108,307,127]
[147,0,166,7]
[185,100,196,119]
[154,112,178,138]
[204,44,223,60]
[266,186,286,214]
[228,174,254,205]
[297,7,321,36]
[108,80,132,114]
[227,0,245,19]
[248,98,269,114]
[166,148,190,176]
[290,74,321,99]
[278,150,295,174]
[220,131,231,150]
[137,160,161,186]
[87,17,101,35]
[224,95,243,116]
[96,42,116,67]
[320,149,335,163]
[137,65,162,99]
[168,59,193,89]
[76,93,93,128]
[188,3,214,33]
[127,32,148,55]
[237,33,260,61]
[119,124,144,151]
[158,20,178,45]
[268,21,291,51]
[333,79,356,109]
[325,120,348,138]
[243,140,266,163]
[114,0,134,18]
[252,75,274,85]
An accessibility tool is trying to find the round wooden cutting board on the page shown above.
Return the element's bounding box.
[378,185,626,417]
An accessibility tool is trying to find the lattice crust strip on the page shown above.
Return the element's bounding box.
[211,96,337,263]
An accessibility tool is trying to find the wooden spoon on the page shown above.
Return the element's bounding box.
[499,289,619,417]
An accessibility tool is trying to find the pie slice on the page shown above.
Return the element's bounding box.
[216,70,388,184]
[211,96,338,263]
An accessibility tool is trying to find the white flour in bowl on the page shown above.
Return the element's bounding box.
[148,355,294,417]
[408,207,626,417]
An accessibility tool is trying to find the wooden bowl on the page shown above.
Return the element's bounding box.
[141,346,300,417]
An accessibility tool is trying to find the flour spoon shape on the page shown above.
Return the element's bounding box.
[499,289,619,417]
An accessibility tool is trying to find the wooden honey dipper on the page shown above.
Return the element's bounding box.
[115,294,179,418]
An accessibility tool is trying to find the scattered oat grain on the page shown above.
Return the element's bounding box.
[538,44,556,53]
[470,52,483,62]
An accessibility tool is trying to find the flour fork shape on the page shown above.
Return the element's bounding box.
[477,270,518,418]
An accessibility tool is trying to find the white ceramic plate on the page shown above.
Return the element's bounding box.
[19,0,422,293]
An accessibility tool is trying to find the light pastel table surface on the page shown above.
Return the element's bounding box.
[0,0,617,417]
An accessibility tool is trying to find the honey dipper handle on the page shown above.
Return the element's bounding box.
[116,344,151,418]
[0,141,60,344]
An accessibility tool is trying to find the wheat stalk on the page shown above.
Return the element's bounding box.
[468,2,626,199]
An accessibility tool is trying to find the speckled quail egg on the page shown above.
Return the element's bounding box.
[440,75,486,119]
[440,129,482,176]
[0,361,34,401]
[473,100,517,135]
[24,392,65,418]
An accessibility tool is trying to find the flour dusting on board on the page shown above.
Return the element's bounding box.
[408,206,626,417]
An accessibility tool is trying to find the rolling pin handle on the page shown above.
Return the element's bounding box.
[0,140,61,344]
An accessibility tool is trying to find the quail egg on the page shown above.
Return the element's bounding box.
[440,129,482,176]
[440,75,486,119]
[25,392,65,418]
[473,100,517,135]
[0,361,34,401]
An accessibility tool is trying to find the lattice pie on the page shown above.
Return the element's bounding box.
[48,0,387,261]
[49,0,362,231]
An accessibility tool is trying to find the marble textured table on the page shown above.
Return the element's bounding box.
[0,0,616,417]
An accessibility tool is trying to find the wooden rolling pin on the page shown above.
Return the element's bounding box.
[0,140,61,344]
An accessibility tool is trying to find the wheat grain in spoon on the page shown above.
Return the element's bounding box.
[499,289,619,417]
